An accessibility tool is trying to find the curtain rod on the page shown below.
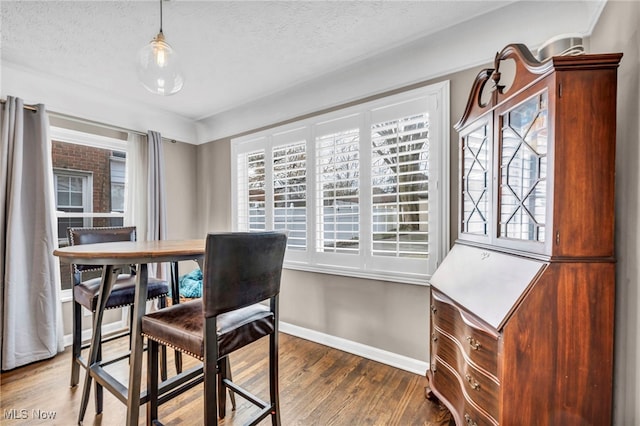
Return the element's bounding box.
[0,99,177,143]
[0,98,38,112]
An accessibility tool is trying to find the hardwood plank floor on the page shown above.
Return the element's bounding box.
[0,333,453,425]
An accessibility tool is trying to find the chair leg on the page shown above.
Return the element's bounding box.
[129,304,134,352]
[226,357,236,410]
[146,339,159,425]
[217,356,238,419]
[204,319,219,426]
[269,331,281,426]
[70,300,82,387]
[217,359,226,419]
[158,297,168,381]
[170,262,183,375]
[204,358,219,426]
[93,313,104,415]
[175,351,183,375]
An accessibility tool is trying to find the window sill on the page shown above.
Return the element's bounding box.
[283,261,431,286]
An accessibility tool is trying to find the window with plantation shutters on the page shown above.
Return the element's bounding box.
[315,127,360,254]
[273,141,307,250]
[371,113,430,259]
[232,81,449,284]
[236,147,266,232]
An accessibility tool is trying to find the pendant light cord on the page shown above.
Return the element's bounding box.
[159,0,163,34]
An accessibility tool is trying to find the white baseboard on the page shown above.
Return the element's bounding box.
[279,321,429,376]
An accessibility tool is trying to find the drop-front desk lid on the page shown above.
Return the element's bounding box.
[429,244,547,330]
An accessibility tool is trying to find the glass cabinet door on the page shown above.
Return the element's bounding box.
[461,120,491,237]
[498,91,548,242]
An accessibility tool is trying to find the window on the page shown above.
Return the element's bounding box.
[232,82,449,284]
[54,170,92,240]
[51,127,128,290]
[370,113,430,259]
[316,125,360,255]
[110,153,126,213]
[273,141,307,250]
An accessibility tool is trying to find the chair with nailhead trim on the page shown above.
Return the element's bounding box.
[67,226,171,414]
[142,231,287,426]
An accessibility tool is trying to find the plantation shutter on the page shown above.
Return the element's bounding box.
[370,112,430,259]
[273,140,307,250]
[231,81,449,283]
[315,115,360,256]
[237,149,266,231]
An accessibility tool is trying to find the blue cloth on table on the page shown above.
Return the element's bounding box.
[179,268,202,298]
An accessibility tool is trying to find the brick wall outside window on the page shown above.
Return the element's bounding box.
[52,140,125,290]
[52,140,113,218]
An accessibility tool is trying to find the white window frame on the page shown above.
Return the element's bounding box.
[53,169,93,244]
[231,81,450,285]
[51,126,127,224]
[110,155,126,213]
[50,126,128,301]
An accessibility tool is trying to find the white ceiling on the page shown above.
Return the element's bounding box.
[2,0,520,121]
[1,0,606,143]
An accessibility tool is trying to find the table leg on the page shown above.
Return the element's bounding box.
[77,265,116,425]
[125,263,149,426]
[170,261,180,305]
[170,261,183,374]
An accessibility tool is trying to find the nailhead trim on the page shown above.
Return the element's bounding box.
[68,226,137,274]
[142,333,204,361]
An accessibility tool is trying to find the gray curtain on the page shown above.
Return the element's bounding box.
[0,96,63,370]
[124,132,148,236]
[125,131,167,279]
[147,131,168,280]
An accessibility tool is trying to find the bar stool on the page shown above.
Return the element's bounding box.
[67,226,171,414]
[142,231,287,425]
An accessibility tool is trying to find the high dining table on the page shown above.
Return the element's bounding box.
[54,239,206,426]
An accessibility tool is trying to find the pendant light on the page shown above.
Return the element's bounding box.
[137,0,184,96]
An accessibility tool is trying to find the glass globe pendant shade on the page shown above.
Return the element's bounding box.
[137,31,184,96]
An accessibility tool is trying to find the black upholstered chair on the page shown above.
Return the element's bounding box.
[67,226,171,413]
[142,231,287,426]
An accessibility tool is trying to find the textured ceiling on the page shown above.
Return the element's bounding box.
[1,0,517,121]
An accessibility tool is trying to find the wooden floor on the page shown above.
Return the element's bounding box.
[1,333,453,425]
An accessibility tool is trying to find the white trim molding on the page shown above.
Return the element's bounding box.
[279,321,429,376]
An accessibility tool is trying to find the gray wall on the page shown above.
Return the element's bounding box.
[163,140,199,240]
[590,1,640,424]
[195,1,640,423]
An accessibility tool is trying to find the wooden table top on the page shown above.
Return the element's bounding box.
[53,239,206,265]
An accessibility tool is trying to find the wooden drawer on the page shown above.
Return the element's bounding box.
[461,402,495,426]
[431,290,499,375]
[431,357,498,426]
[461,362,499,420]
[432,329,500,420]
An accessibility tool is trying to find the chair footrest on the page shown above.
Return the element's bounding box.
[80,329,130,351]
[75,353,129,371]
[157,366,204,406]
[222,378,275,426]
[222,378,269,410]
[139,365,205,405]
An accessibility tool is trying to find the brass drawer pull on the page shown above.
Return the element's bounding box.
[464,413,478,426]
[432,333,438,342]
[466,336,481,350]
[430,305,437,314]
[465,374,481,390]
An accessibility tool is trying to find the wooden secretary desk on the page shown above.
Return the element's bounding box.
[426,44,622,425]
